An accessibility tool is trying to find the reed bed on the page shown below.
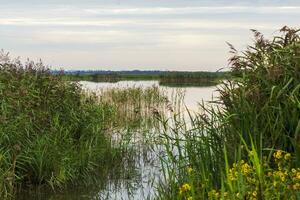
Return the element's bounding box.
[156,27,300,199]
[0,51,129,198]
[82,86,171,129]
[0,49,175,198]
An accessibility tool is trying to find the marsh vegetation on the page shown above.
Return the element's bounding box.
[0,27,299,199]
[157,27,300,200]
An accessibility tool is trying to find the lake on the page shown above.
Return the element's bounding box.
[80,80,219,112]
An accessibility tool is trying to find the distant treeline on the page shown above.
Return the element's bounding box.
[159,71,228,87]
[53,70,165,76]
[59,70,230,86]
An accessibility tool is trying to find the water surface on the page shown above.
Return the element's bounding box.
[80,80,218,112]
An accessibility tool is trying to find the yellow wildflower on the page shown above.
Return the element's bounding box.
[273,150,283,159]
[180,183,191,194]
[187,196,193,200]
[284,153,291,160]
[293,183,300,190]
[267,172,272,177]
[241,163,251,174]
[296,172,300,180]
[252,191,257,197]
[208,190,217,198]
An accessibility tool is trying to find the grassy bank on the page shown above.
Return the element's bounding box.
[157,27,300,199]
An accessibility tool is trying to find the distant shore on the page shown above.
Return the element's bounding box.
[59,70,230,87]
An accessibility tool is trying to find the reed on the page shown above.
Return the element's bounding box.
[156,27,300,199]
[0,51,126,198]
[83,85,169,128]
[0,50,173,198]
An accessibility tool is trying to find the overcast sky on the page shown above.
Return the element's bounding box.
[1,0,299,71]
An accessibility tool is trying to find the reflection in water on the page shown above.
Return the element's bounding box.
[19,81,218,200]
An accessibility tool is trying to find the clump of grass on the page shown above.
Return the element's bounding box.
[0,51,124,198]
[84,86,169,128]
[156,27,300,199]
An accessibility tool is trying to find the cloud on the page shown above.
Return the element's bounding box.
[2,6,300,18]
[0,17,291,31]
[82,6,300,15]
[0,2,299,70]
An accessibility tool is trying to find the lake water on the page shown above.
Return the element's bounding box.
[80,80,219,112]
[19,80,219,200]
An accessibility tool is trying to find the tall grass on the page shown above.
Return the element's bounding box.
[0,50,174,198]
[0,51,125,198]
[156,27,300,199]
[222,26,300,158]
[83,85,169,128]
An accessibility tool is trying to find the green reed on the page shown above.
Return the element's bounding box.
[156,27,300,199]
[84,85,169,128]
[0,49,173,198]
[0,52,128,198]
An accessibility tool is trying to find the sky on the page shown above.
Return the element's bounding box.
[1,0,300,71]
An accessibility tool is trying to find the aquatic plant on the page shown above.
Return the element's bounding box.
[83,85,169,128]
[156,27,300,199]
[0,51,124,198]
[222,26,300,156]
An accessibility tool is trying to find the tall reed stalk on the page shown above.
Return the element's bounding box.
[156,27,300,200]
[0,51,125,198]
